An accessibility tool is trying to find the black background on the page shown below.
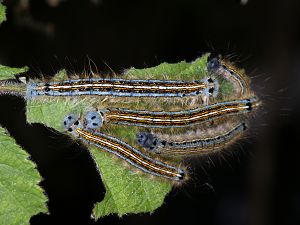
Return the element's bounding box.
[0,0,299,225]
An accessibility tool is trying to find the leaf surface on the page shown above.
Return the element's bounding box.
[0,127,47,225]
[0,65,28,80]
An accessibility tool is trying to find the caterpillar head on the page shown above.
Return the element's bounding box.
[201,76,219,98]
[63,114,81,136]
[136,132,160,153]
[83,111,104,130]
[207,57,221,72]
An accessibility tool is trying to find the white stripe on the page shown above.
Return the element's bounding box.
[77,129,177,176]
[44,83,206,91]
[108,106,249,122]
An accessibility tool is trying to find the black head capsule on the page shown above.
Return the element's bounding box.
[84,111,103,130]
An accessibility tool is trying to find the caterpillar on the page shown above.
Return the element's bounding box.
[26,77,219,99]
[63,114,185,181]
[207,57,251,97]
[136,122,247,156]
[0,78,26,96]
[100,97,259,128]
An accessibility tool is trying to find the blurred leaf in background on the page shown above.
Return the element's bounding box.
[0,1,6,24]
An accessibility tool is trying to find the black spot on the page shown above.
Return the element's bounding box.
[44,83,50,92]
[63,121,67,125]
[242,123,247,130]
[161,141,166,146]
[68,128,73,132]
[74,120,79,125]
[209,88,214,94]
[195,91,200,95]
[178,171,185,180]
[207,78,213,83]
[91,116,96,120]
[92,123,98,126]
[68,116,72,120]
[153,140,157,146]
[246,102,252,111]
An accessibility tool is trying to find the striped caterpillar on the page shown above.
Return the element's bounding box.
[136,122,247,156]
[82,97,259,128]
[207,57,251,98]
[27,77,219,99]
[63,114,185,181]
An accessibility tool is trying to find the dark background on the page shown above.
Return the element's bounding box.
[0,0,299,225]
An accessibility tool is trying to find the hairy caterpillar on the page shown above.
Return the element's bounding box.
[136,122,247,155]
[26,77,219,99]
[207,57,251,98]
[98,97,259,128]
[63,114,185,181]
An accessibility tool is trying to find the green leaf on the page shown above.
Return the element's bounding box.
[124,54,209,81]
[27,97,88,131]
[0,65,28,80]
[51,69,68,81]
[0,127,47,225]
[92,148,171,218]
[0,2,6,24]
